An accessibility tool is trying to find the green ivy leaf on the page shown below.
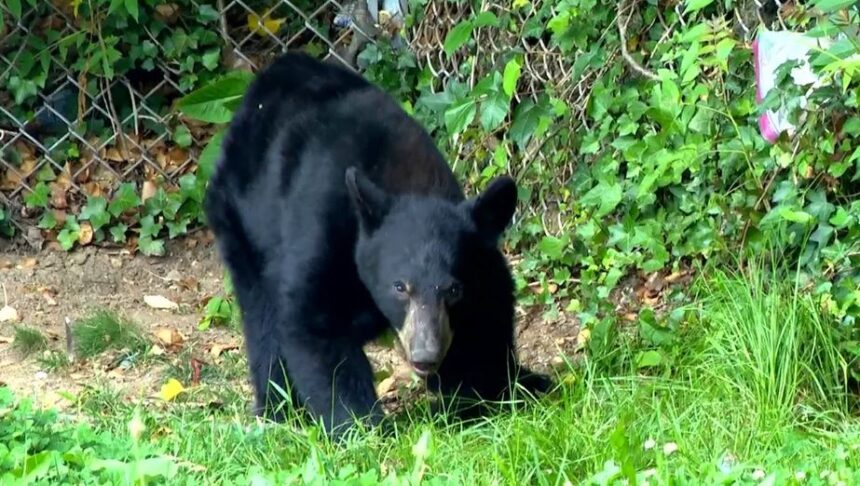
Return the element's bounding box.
[138,236,165,256]
[166,220,189,239]
[581,181,623,217]
[173,124,193,148]
[23,182,50,208]
[38,212,58,230]
[109,183,141,216]
[202,48,221,71]
[110,224,128,243]
[538,236,567,260]
[80,196,111,231]
[139,215,163,239]
[57,217,81,251]
[829,207,852,228]
[443,20,474,57]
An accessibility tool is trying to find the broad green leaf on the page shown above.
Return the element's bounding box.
[509,100,541,150]
[474,11,499,28]
[684,0,716,14]
[7,0,21,20]
[480,92,509,131]
[57,217,81,251]
[444,99,477,134]
[197,129,225,183]
[443,20,474,57]
[636,350,663,369]
[502,58,522,98]
[124,0,139,21]
[176,71,254,123]
[813,0,856,13]
[778,207,814,224]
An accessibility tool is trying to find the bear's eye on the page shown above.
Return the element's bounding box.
[393,281,407,294]
[447,283,463,300]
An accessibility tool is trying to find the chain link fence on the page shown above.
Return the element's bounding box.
[0,0,782,239]
[0,0,379,236]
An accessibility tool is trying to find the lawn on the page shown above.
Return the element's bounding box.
[3,263,858,485]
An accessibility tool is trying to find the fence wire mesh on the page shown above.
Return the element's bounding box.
[0,0,373,234]
[0,0,782,237]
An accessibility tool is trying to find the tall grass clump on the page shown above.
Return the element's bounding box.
[692,255,848,434]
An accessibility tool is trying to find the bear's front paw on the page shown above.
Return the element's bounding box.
[515,369,555,397]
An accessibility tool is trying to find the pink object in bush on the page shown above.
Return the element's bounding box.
[752,30,828,144]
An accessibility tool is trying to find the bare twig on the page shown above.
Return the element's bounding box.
[126,81,139,136]
[216,0,231,47]
[64,316,76,363]
[617,0,659,81]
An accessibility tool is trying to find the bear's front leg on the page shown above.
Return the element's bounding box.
[278,331,385,437]
[427,332,553,419]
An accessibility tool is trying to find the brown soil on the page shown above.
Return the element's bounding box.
[0,238,581,412]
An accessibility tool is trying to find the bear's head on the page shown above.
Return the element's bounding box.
[345,167,516,377]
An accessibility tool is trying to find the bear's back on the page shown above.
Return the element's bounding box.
[211,53,463,206]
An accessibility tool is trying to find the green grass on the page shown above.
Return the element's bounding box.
[12,325,47,356]
[3,264,860,484]
[71,309,148,358]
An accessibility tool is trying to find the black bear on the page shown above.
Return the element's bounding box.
[204,52,552,436]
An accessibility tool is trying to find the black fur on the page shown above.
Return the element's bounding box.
[204,52,553,437]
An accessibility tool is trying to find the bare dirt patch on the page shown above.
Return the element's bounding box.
[0,238,580,412]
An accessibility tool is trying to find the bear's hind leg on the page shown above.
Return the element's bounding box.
[236,284,297,422]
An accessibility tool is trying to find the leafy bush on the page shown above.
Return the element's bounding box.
[171,1,860,380]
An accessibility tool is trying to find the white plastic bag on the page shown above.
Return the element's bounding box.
[753,30,830,143]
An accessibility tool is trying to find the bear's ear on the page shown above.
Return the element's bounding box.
[467,176,517,242]
[345,167,391,233]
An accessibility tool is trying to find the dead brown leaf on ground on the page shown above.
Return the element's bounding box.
[154,328,185,349]
[144,295,179,310]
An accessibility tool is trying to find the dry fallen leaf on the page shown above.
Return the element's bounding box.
[208,343,239,358]
[154,328,184,347]
[20,257,38,268]
[141,180,158,202]
[178,277,200,292]
[190,358,203,386]
[78,222,94,246]
[159,378,186,401]
[576,328,591,347]
[376,376,397,396]
[149,344,166,356]
[42,290,58,307]
[144,295,179,310]
[0,306,19,323]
